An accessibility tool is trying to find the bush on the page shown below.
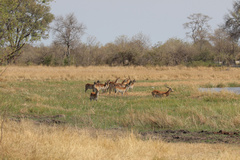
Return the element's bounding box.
[186,61,216,67]
[64,58,70,66]
[42,55,52,66]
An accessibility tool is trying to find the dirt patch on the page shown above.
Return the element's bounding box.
[140,130,240,144]
[10,114,66,125]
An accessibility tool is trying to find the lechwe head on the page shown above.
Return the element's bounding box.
[121,76,131,85]
[128,79,136,90]
[152,86,174,97]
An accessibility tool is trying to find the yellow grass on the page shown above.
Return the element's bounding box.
[1,66,240,84]
[1,119,239,160]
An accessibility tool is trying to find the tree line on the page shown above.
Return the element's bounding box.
[1,0,240,67]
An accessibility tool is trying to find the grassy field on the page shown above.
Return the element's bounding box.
[0,66,240,159]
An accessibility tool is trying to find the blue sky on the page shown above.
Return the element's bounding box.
[40,0,234,46]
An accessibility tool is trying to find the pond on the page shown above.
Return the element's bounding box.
[199,87,240,95]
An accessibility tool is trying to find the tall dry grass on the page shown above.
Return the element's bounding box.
[1,66,240,83]
[1,119,239,160]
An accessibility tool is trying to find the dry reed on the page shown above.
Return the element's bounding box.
[0,119,239,160]
[1,66,240,84]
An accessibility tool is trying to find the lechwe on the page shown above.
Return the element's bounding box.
[90,83,99,101]
[109,78,127,94]
[152,86,174,97]
[85,80,100,92]
[108,77,120,94]
[121,76,131,86]
[94,80,110,93]
[128,79,136,91]
[114,83,130,96]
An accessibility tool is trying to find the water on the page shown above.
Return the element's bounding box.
[199,87,240,95]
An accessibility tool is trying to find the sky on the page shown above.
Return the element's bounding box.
[40,0,234,46]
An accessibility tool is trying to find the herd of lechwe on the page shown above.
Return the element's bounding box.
[85,77,174,101]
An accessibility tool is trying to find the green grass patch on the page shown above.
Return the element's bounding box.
[228,82,240,87]
[0,80,239,132]
[201,82,240,88]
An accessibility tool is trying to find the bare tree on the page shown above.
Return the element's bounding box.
[85,36,101,65]
[131,32,151,52]
[183,13,211,50]
[52,13,86,59]
[114,35,130,50]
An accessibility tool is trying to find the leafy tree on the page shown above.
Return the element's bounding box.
[153,38,197,66]
[0,0,54,64]
[209,28,238,64]
[52,13,86,60]
[224,0,240,41]
[110,33,150,65]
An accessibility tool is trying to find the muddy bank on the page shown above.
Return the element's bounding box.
[140,130,240,144]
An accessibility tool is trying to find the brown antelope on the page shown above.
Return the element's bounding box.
[85,80,100,92]
[128,79,136,91]
[90,84,99,101]
[108,77,120,94]
[94,80,110,93]
[115,83,130,96]
[109,77,128,94]
[112,79,133,94]
[152,87,174,97]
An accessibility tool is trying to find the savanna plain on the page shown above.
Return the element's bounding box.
[0,66,240,160]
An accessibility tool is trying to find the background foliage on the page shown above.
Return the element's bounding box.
[1,0,240,67]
